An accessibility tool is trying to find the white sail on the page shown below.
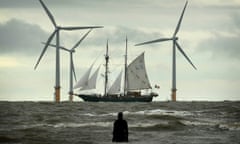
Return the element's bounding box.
[81,65,101,90]
[108,71,122,94]
[73,64,93,89]
[127,52,151,90]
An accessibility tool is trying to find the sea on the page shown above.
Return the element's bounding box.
[0,101,239,144]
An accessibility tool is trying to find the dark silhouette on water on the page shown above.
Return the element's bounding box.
[112,112,128,142]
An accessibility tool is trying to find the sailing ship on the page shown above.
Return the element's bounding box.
[73,38,158,102]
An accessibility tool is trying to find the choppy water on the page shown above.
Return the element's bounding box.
[0,101,239,144]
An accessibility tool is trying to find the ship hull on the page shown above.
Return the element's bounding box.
[77,94,154,102]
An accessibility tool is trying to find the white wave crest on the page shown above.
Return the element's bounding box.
[181,120,240,131]
[218,122,240,131]
[53,122,112,128]
[81,112,117,117]
[122,109,193,117]
[80,109,192,118]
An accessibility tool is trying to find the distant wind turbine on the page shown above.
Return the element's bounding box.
[135,1,196,101]
[35,0,103,102]
[42,29,92,102]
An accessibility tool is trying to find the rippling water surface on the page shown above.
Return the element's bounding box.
[0,101,239,144]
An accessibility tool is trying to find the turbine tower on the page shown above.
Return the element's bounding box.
[35,0,103,102]
[43,29,92,102]
[135,1,196,101]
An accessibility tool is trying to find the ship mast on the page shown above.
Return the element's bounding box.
[104,40,109,96]
[124,36,128,96]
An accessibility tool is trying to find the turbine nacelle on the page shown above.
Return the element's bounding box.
[70,49,76,53]
[56,26,60,30]
[173,37,179,41]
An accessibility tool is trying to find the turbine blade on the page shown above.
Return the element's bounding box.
[34,30,57,70]
[173,1,188,37]
[175,41,197,70]
[72,29,92,50]
[41,42,70,52]
[39,0,57,27]
[135,38,173,46]
[60,26,103,31]
[71,57,77,82]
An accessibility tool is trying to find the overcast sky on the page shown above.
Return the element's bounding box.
[0,0,240,101]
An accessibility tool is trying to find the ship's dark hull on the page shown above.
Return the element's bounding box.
[77,94,154,102]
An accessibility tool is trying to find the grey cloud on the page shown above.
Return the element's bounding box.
[0,0,71,8]
[82,26,163,49]
[0,0,149,8]
[232,13,240,29]
[0,0,193,11]
[109,26,163,45]
[2,0,239,10]
[0,19,48,55]
[197,13,240,60]
[0,18,163,57]
[199,33,240,60]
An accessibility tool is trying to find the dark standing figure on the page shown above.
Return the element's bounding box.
[112,112,128,142]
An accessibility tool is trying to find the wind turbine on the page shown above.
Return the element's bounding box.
[135,1,196,101]
[35,0,103,102]
[42,29,92,102]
